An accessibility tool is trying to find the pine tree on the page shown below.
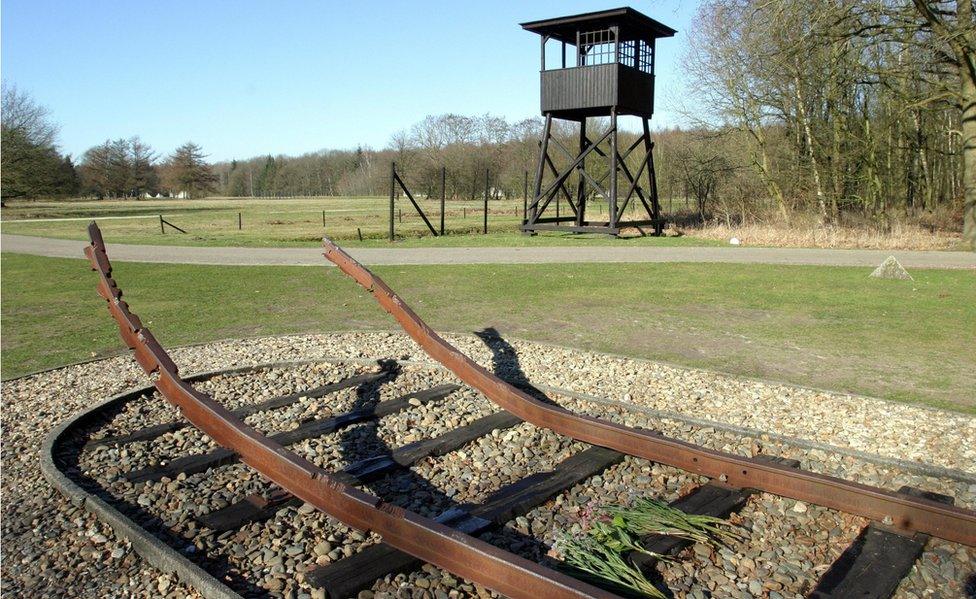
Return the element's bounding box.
[53,155,80,196]
[105,138,132,197]
[130,137,159,197]
[164,142,218,199]
[255,155,278,197]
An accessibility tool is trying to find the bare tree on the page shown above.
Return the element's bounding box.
[1,83,76,200]
[675,133,736,222]
[682,1,792,222]
[911,0,976,246]
[684,0,968,236]
[1,83,57,147]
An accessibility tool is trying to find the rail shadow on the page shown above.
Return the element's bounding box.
[473,326,558,406]
[473,326,673,599]
[332,352,554,589]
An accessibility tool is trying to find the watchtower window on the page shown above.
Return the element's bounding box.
[578,28,617,66]
[618,39,654,74]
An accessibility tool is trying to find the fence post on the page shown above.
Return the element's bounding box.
[323,210,326,227]
[523,170,528,223]
[483,168,489,234]
[238,212,242,230]
[389,162,396,242]
[440,166,446,236]
[160,215,164,234]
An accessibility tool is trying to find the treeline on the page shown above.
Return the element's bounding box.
[211,114,695,204]
[1,84,218,201]
[211,115,545,200]
[684,0,974,244]
[78,138,217,199]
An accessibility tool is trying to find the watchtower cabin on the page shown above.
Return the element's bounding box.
[520,8,675,235]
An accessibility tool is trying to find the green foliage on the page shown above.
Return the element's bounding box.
[254,155,278,196]
[555,498,741,597]
[604,498,742,547]
[556,531,666,598]
[77,138,217,200]
[587,520,666,557]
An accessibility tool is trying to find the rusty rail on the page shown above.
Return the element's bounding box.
[320,236,976,547]
[83,221,617,599]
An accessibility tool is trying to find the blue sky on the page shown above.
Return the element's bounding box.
[1,1,700,161]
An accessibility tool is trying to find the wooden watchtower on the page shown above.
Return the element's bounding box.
[520,7,675,236]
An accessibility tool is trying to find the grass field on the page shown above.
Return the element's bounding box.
[2,252,973,413]
[0,197,721,248]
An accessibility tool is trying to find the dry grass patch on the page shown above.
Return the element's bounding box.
[690,222,963,251]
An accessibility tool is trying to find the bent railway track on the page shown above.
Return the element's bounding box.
[73,221,975,598]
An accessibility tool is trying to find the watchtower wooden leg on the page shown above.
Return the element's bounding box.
[642,118,662,235]
[576,118,587,227]
[524,113,552,233]
[608,108,619,233]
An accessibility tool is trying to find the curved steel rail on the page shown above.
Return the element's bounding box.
[321,236,976,547]
[83,222,615,599]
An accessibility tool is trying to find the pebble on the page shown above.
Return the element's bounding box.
[6,332,973,598]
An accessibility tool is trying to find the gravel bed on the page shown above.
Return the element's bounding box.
[3,332,974,598]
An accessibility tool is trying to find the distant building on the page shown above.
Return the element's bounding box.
[142,191,188,199]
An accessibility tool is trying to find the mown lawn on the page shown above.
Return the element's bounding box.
[2,252,973,413]
[0,196,720,248]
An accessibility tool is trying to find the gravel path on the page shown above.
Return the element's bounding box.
[3,332,974,598]
[3,233,974,268]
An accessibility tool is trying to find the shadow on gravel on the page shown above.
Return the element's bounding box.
[474,327,674,599]
[330,354,554,592]
[474,327,558,406]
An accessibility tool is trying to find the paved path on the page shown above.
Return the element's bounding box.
[2,233,973,268]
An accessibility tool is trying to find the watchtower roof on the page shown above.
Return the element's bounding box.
[520,7,676,44]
